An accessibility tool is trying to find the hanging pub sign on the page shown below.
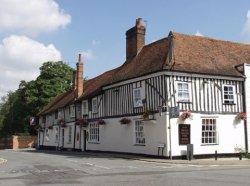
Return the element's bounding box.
[29,117,35,126]
[179,124,190,145]
[169,106,180,118]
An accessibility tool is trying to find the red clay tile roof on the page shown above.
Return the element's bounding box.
[169,32,250,77]
[39,31,250,115]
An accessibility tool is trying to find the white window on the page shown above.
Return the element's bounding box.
[177,82,190,102]
[55,127,59,142]
[58,109,63,119]
[135,121,145,145]
[82,100,88,115]
[70,105,75,118]
[223,85,235,104]
[68,126,72,143]
[133,88,143,107]
[202,118,217,145]
[45,129,49,141]
[89,123,99,143]
[92,98,98,113]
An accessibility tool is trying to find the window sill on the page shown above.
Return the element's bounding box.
[177,101,192,104]
[223,103,236,105]
[134,144,146,146]
[88,141,100,144]
[201,143,219,146]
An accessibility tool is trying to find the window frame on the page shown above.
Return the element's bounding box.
[201,118,218,145]
[176,81,191,102]
[92,98,98,114]
[222,84,235,104]
[69,105,75,118]
[89,122,100,143]
[134,121,145,145]
[133,87,143,108]
[82,100,88,115]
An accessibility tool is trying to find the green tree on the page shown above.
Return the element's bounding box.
[0,61,74,137]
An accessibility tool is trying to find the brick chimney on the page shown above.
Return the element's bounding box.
[126,18,146,60]
[74,54,84,98]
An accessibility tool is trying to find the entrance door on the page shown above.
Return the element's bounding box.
[82,129,87,151]
[62,128,65,148]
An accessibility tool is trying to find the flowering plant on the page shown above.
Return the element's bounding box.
[120,118,131,124]
[98,119,106,125]
[236,112,246,121]
[75,118,88,126]
[179,110,192,120]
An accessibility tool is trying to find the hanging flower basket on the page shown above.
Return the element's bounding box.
[98,119,106,125]
[75,118,88,127]
[58,118,65,125]
[236,112,246,121]
[120,118,131,125]
[180,110,192,121]
[142,109,155,120]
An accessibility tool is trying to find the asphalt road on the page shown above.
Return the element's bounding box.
[1,149,250,186]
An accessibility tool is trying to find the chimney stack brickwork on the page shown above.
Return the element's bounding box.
[74,54,84,98]
[126,18,146,60]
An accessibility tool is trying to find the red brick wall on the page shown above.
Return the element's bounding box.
[0,136,37,149]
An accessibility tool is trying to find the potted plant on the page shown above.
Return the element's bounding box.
[143,109,155,120]
[180,110,192,121]
[98,119,106,125]
[75,118,88,127]
[236,112,246,121]
[120,118,131,125]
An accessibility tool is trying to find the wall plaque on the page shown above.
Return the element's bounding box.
[179,124,190,145]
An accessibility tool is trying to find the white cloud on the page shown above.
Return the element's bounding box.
[195,30,204,37]
[243,10,250,38]
[0,0,71,35]
[0,35,61,98]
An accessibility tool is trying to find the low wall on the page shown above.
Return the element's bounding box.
[0,135,37,149]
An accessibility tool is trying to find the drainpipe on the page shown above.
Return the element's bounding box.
[73,104,77,150]
[243,64,248,153]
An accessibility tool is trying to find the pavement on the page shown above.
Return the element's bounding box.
[1,148,250,185]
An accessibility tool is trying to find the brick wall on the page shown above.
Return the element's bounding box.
[0,136,37,149]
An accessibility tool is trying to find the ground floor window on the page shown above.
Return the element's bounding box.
[68,126,72,144]
[135,121,145,145]
[89,123,99,143]
[201,118,217,144]
[55,127,59,142]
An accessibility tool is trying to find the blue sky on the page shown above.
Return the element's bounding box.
[45,0,250,78]
[0,0,250,97]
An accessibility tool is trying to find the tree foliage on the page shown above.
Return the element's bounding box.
[0,61,74,137]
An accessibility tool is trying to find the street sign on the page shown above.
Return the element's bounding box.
[169,106,180,118]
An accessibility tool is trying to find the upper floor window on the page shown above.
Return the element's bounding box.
[177,82,191,102]
[70,105,75,118]
[92,98,98,113]
[82,100,88,115]
[133,88,143,107]
[223,85,235,104]
[201,118,217,145]
[58,109,63,119]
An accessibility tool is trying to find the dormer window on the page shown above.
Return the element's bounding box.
[133,88,143,107]
[223,85,235,104]
[70,105,75,118]
[82,100,88,115]
[177,82,191,102]
[92,98,98,113]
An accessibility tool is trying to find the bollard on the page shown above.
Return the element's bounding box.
[215,150,218,160]
[188,150,191,161]
[239,153,242,160]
